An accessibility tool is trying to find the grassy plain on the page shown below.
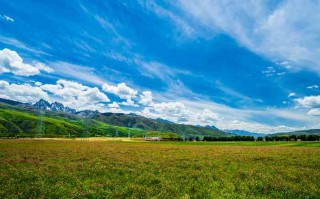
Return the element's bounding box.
[0,139,319,198]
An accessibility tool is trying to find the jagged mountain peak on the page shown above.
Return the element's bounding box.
[33,99,76,114]
[34,99,51,110]
[50,102,65,112]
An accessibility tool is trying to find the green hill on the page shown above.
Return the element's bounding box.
[0,99,229,138]
[271,129,320,136]
[0,102,147,138]
[92,112,229,138]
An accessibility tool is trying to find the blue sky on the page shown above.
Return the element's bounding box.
[0,0,320,133]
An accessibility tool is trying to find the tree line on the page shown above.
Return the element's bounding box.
[203,136,255,141]
[263,134,320,141]
[201,135,320,142]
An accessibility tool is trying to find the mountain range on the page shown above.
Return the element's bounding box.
[34,99,76,114]
[0,98,229,138]
[224,130,267,138]
[270,129,320,137]
[1,98,319,138]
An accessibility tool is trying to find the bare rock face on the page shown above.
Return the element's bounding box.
[33,99,76,114]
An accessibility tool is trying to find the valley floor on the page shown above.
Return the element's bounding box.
[0,139,319,198]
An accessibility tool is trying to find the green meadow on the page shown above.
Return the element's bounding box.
[0,139,319,198]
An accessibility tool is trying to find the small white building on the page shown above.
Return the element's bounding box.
[145,137,161,141]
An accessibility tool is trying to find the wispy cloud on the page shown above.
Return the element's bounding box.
[138,0,196,38]
[0,15,14,22]
[95,15,131,48]
[0,36,50,56]
[174,0,320,73]
[306,85,319,89]
[135,59,188,83]
[49,61,106,85]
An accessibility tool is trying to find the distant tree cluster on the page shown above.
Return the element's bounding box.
[203,136,255,141]
[265,135,320,141]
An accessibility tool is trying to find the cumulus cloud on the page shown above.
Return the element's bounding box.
[121,99,139,107]
[306,108,320,116]
[295,96,320,116]
[0,48,53,76]
[153,102,187,118]
[102,82,137,103]
[0,80,49,103]
[296,96,320,108]
[108,102,120,108]
[41,79,109,110]
[107,102,127,113]
[138,101,221,125]
[219,120,299,134]
[176,0,320,73]
[139,91,154,106]
[197,109,221,123]
[35,81,42,86]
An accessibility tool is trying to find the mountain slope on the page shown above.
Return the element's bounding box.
[30,99,228,137]
[225,130,267,138]
[90,112,229,137]
[0,101,146,137]
[0,98,229,138]
[270,129,320,136]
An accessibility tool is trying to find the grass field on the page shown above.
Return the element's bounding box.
[0,140,319,198]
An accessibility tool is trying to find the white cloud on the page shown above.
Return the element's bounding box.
[0,15,14,22]
[262,66,286,77]
[197,109,221,124]
[0,80,49,103]
[49,61,105,85]
[102,82,137,100]
[105,51,191,86]
[108,102,120,108]
[35,81,42,86]
[306,85,319,89]
[138,101,221,125]
[296,96,320,108]
[0,36,49,55]
[295,96,320,116]
[95,15,131,48]
[139,91,154,106]
[307,108,320,116]
[220,120,299,134]
[41,79,110,111]
[136,59,189,83]
[139,1,195,37]
[33,62,53,73]
[262,66,276,77]
[176,0,320,73]
[121,99,139,107]
[277,61,292,69]
[288,92,296,98]
[175,98,315,133]
[0,48,53,76]
[153,101,187,118]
